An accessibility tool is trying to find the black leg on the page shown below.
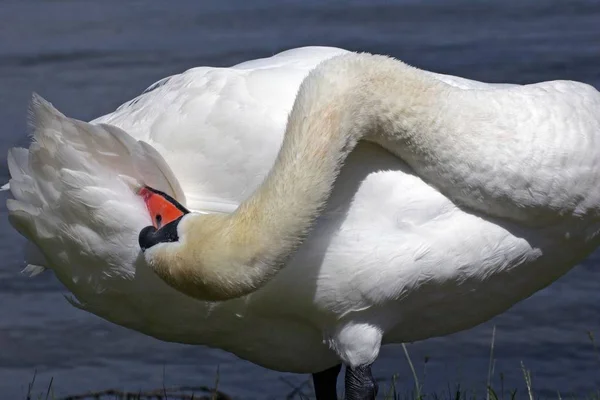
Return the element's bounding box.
[344,364,378,400]
[312,364,342,400]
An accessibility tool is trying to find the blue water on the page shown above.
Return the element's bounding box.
[1,1,599,399]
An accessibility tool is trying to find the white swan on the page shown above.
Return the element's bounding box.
[6,46,600,399]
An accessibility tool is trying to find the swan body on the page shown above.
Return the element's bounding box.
[6,46,600,381]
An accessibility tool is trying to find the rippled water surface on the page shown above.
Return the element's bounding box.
[1,1,599,398]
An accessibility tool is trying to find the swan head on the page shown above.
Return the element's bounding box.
[138,186,272,301]
[138,186,189,243]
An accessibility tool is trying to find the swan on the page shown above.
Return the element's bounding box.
[5,46,600,399]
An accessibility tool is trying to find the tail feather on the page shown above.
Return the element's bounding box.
[6,175,42,208]
[22,241,47,277]
[22,264,46,277]
[7,147,31,179]
[6,198,41,238]
[7,94,184,293]
[28,143,62,204]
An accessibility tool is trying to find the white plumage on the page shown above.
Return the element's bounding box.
[5,46,600,374]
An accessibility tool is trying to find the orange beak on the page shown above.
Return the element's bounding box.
[138,186,189,229]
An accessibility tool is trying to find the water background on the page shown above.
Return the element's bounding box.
[1,1,599,398]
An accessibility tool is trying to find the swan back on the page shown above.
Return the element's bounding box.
[93,46,350,213]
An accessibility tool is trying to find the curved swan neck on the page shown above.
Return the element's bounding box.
[230,54,446,274]
[150,53,449,301]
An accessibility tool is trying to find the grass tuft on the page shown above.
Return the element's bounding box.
[21,329,600,400]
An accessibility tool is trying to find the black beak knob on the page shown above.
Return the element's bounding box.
[139,216,183,251]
